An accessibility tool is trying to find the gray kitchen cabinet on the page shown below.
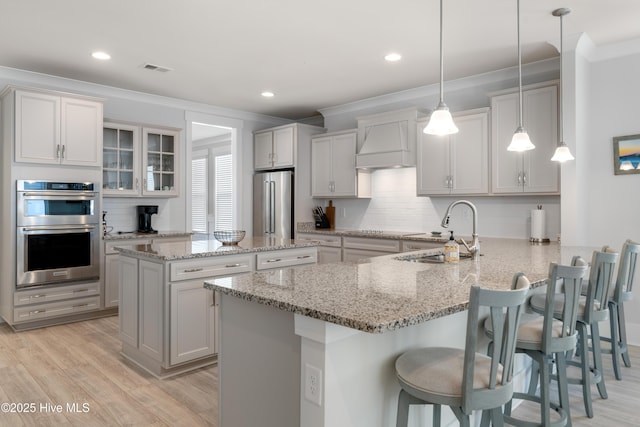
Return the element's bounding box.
[119,255,139,348]
[342,236,401,261]
[417,108,489,195]
[311,130,370,198]
[401,240,443,252]
[139,259,164,363]
[491,84,559,194]
[254,125,295,170]
[104,235,190,308]
[170,280,216,365]
[11,87,103,167]
[296,232,343,264]
[13,282,101,323]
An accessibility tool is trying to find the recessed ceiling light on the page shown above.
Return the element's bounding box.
[261,91,275,98]
[92,51,111,60]
[384,53,402,62]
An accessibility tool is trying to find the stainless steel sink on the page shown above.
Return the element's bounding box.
[394,252,480,264]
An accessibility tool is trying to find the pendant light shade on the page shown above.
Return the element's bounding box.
[424,0,458,136]
[506,0,535,152]
[551,7,575,162]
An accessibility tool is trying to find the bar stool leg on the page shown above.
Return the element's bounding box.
[555,351,572,427]
[618,303,632,367]
[577,322,594,418]
[609,302,623,380]
[591,322,608,399]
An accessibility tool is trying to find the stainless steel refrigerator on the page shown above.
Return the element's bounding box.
[253,170,293,239]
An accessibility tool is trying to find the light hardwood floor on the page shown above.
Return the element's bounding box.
[0,316,216,426]
[0,315,638,426]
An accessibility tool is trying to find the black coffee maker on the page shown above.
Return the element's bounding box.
[137,205,158,233]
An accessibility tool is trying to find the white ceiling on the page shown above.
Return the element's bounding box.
[1,0,639,120]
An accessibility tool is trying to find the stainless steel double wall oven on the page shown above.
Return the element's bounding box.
[16,180,100,288]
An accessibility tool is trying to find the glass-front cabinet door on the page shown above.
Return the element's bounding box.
[142,127,179,196]
[103,123,140,196]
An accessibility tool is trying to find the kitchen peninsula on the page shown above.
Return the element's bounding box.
[205,238,598,427]
[114,237,318,378]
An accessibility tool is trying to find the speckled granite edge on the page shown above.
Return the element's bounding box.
[104,231,192,241]
[114,240,318,261]
[297,228,449,242]
[204,279,545,334]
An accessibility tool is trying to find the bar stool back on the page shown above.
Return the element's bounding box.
[484,262,588,427]
[603,239,640,380]
[395,281,530,427]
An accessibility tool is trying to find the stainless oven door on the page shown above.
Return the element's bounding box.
[17,191,98,226]
[17,225,100,288]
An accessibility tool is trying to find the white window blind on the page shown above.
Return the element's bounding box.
[191,157,208,233]
[215,154,233,230]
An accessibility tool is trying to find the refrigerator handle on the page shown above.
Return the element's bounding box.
[263,180,271,234]
[269,180,276,233]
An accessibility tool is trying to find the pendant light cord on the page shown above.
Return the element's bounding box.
[517,0,524,129]
[438,0,444,104]
[558,13,564,143]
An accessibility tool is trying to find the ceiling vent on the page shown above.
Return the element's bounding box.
[142,63,172,73]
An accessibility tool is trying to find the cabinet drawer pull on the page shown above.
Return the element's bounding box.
[406,245,419,250]
[73,289,89,293]
[265,258,282,263]
[29,310,45,315]
[225,263,243,268]
[29,294,46,299]
[183,267,204,273]
[296,255,312,259]
[73,303,90,309]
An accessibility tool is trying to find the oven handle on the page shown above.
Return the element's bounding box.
[21,225,97,232]
[20,191,98,198]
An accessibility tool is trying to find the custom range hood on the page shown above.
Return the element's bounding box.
[356,108,418,169]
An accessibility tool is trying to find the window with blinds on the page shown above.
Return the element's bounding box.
[191,157,208,233]
[214,154,233,230]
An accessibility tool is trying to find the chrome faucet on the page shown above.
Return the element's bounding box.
[441,200,480,258]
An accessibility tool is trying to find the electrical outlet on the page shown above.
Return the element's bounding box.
[304,363,322,406]
[341,207,347,218]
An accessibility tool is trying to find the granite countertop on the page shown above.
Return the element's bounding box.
[297,228,450,243]
[205,238,597,334]
[113,236,318,261]
[103,231,192,241]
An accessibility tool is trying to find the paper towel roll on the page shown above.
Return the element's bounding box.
[531,209,546,240]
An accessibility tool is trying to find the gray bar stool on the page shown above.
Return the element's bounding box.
[395,280,530,427]
[600,239,640,380]
[529,249,618,419]
[484,262,588,427]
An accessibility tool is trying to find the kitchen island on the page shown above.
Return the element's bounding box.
[205,238,597,427]
[114,237,318,378]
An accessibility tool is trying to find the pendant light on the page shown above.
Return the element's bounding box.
[550,8,575,162]
[424,0,458,136]
[507,0,535,151]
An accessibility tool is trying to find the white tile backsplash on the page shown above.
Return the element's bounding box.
[102,198,171,234]
[325,167,560,239]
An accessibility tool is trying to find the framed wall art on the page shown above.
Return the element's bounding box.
[613,134,640,175]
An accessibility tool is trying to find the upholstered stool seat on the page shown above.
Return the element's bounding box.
[395,281,530,427]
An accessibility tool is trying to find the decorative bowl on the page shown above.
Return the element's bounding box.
[213,230,246,246]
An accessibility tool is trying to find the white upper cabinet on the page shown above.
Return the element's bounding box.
[254,125,295,170]
[417,108,489,195]
[491,84,559,194]
[103,122,140,196]
[14,89,103,167]
[312,130,369,198]
[103,123,179,197]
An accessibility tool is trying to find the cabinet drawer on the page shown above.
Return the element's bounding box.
[296,233,342,247]
[170,254,254,281]
[105,239,152,254]
[342,236,400,252]
[14,295,100,322]
[401,240,443,252]
[256,248,317,270]
[14,282,100,306]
